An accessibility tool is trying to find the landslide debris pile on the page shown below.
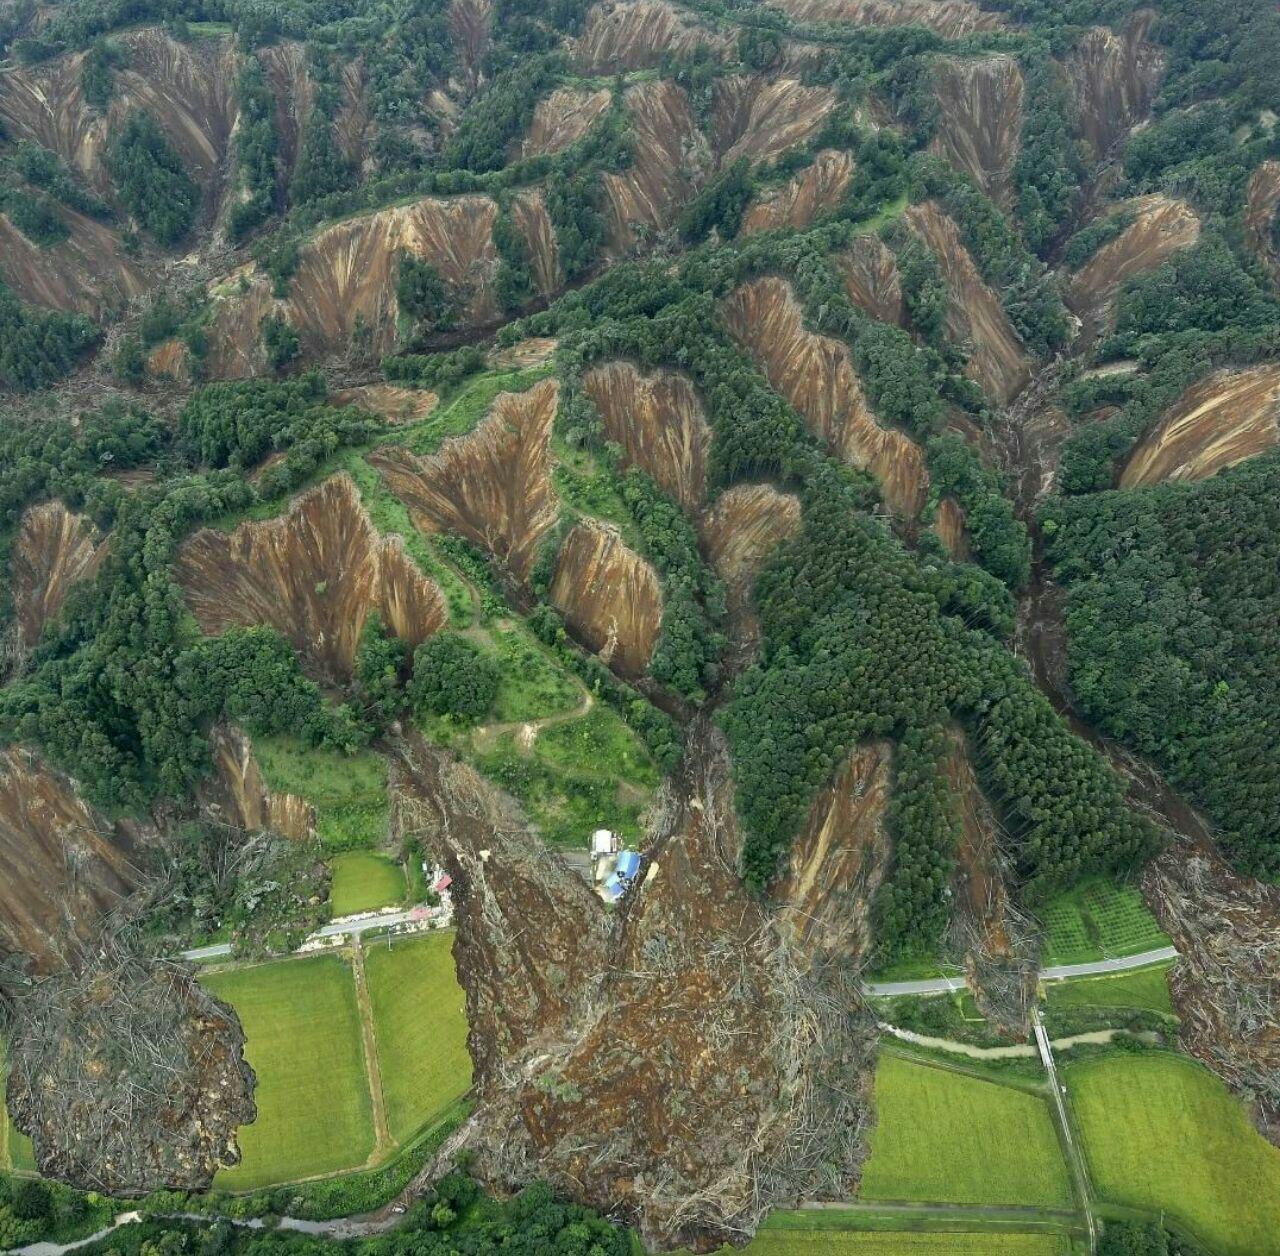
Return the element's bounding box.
[390,724,877,1248]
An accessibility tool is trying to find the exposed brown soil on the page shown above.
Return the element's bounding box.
[147,337,189,381]
[450,0,493,96]
[1119,364,1280,487]
[198,724,315,842]
[764,0,1002,38]
[739,149,854,236]
[0,746,144,972]
[582,361,711,513]
[388,722,877,1248]
[521,87,612,158]
[1066,194,1200,342]
[573,0,726,74]
[904,201,1030,406]
[710,75,838,167]
[1243,160,1280,283]
[369,378,560,585]
[931,496,970,561]
[723,276,928,516]
[930,55,1024,211]
[1066,10,1164,160]
[333,383,440,424]
[489,336,559,370]
[549,519,663,678]
[260,41,313,181]
[10,500,109,650]
[173,473,447,685]
[510,188,562,296]
[773,742,893,970]
[834,234,906,326]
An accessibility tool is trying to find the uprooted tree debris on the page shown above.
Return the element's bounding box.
[389,720,878,1251]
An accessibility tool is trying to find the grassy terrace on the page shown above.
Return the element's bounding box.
[329,850,407,917]
[1045,964,1175,1017]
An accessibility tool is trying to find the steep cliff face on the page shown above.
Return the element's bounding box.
[1067,195,1200,341]
[1243,160,1280,283]
[521,87,612,158]
[739,149,854,236]
[0,28,239,204]
[582,361,711,513]
[773,742,893,970]
[260,41,313,181]
[764,0,1001,38]
[930,55,1024,210]
[710,75,838,167]
[573,0,726,74]
[904,201,1030,405]
[931,496,970,561]
[11,501,109,650]
[0,747,143,972]
[390,723,876,1247]
[369,378,560,584]
[1066,10,1164,160]
[450,0,493,95]
[1119,365,1280,488]
[174,473,447,685]
[723,276,928,516]
[332,383,439,424]
[549,519,663,678]
[510,188,562,296]
[603,80,709,252]
[834,234,906,326]
[199,725,315,842]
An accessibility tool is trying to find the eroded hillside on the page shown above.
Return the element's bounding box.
[764,0,1001,38]
[930,55,1024,210]
[573,0,726,74]
[834,235,906,326]
[1066,10,1164,160]
[711,76,837,168]
[198,724,315,843]
[739,150,854,236]
[11,500,109,650]
[522,87,612,158]
[1244,160,1280,283]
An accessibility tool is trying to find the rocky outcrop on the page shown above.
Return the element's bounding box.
[774,742,893,970]
[510,188,562,295]
[710,75,838,167]
[11,501,109,650]
[582,361,711,513]
[930,55,1024,211]
[603,80,709,252]
[833,234,905,326]
[521,87,611,158]
[740,149,854,236]
[723,276,928,516]
[1067,195,1200,341]
[174,473,447,685]
[199,725,315,842]
[1243,160,1280,283]
[904,202,1030,405]
[0,747,143,972]
[1119,365,1280,488]
[932,496,970,561]
[1066,10,1164,160]
[370,378,560,584]
[573,0,726,74]
[549,519,663,678]
[389,722,877,1248]
[764,0,1001,38]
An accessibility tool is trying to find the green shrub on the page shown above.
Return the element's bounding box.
[409,632,500,722]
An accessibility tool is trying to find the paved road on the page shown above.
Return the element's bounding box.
[180,906,441,962]
[864,944,1178,997]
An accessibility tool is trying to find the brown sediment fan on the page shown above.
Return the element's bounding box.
[739,149,855,237]
[722,274,929,516]
[929,54,1025,211]
[173,472,447,685]
[368,378,561,585]
[11,501,110,651]
[1120,364,1280,488]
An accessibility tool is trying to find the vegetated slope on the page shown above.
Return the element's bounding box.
[199,724,316,843]
[723,276,928,517]
[903,201,1030,405]
[509,189,561,296]
[582,361,711,512]
[1119,365,1280,487]
[390,722,877,1248]
[1065,10,1164,161]
[369,378,560,585]
[549,518,663,678]
[522,87,612,158]
[739,150,854,236]
[10,500,109,650]
[763,0,1001,39]
[1067,195,1201,342]
[174,473,447,685]
[1244,160,1280,283]
[930,55,1024,211]
[573,0,726,74]
[834,234,906,326]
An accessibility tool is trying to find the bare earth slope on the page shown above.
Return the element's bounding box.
[11,500,109,650]
[1066,10,1164,160]
[930,55,1024,210]
[764,0,1001,38]
[740,150,854,236]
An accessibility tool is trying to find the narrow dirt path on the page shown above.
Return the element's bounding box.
[469,684,595,754]
[351,939,392,1160]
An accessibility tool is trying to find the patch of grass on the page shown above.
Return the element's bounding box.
[864,956,965,984]
[254,735,389,851]
[1038,879,1170,966]
[1067,1052,1280,1256]
[1045,964,1175,1017]
[488,622,581,723]
[402,365,554,457]
[744,1224,1072,1256]
[203,954,374,1190]
[365,931,472,1144]
[329,851,406,917]
[861,1055,1072,1208]
[552,443,646,551]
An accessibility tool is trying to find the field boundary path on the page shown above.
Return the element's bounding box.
[351,938,392,1160]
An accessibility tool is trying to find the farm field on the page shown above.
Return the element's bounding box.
[203,954,374,1190]
[365,931,472,1143]
[744,1218,1072,1256]
[1045,964,1175,1016]
[861,1055,1071,1208]
[1067,1052,1280,1256]
[1038,880,1170,966]
[329,850,406,917]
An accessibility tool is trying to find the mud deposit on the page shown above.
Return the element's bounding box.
[389,724,877,1248]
